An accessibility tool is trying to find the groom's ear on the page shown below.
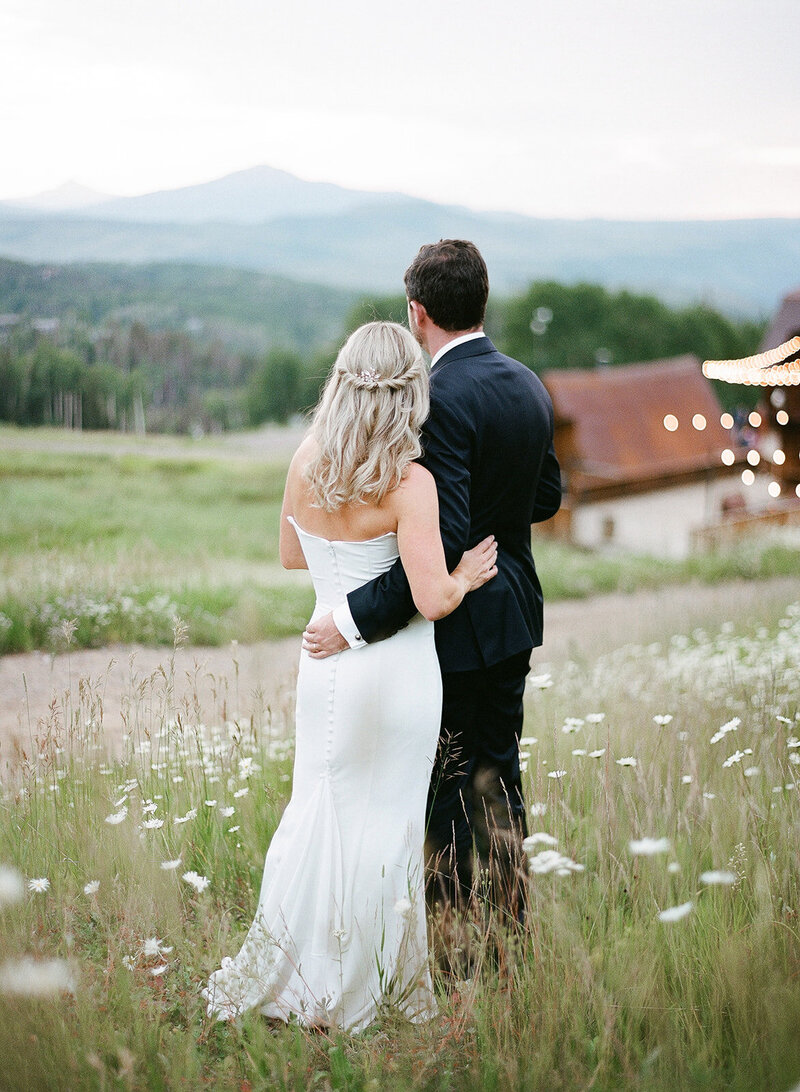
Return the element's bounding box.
[408,299,427,324]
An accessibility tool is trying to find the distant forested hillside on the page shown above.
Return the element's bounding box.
[0,258,765,434]
[0,258,358,355]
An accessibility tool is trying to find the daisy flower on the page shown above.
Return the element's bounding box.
[657,901,693,923]
[699,870,737,886]
[628,837,671,856]
[182,871,210,893]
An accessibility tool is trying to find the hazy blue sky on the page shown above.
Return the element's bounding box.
[2,0,799,218]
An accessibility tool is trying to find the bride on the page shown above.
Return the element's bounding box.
[203,321,497,1031]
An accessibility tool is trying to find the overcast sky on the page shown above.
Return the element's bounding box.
[2,0,799,218]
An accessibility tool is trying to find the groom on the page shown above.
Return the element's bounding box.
[304,239,561,914]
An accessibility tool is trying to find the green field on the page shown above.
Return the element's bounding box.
[2,426,800,1089]
[1,598,798,1089]
[2,426,800,654]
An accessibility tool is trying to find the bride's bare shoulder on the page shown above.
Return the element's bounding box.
[287,434,318,476]
[393,462,436,510]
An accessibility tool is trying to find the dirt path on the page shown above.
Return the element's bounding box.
[1,576,797,762]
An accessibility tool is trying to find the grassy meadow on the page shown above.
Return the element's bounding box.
[2,425,800,1089]
[1,424,800,655]
[1,600,799,1090]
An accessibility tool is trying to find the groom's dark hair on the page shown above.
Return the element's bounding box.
[404,239,489,332]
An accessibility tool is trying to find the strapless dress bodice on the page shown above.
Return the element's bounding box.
[287,516,399,613]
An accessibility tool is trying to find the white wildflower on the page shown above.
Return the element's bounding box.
[150,964,169,977]
[588,748,606,759]
[160,858,182,871]
[523,833,559,850]
[529,850,584,875]
[219,806,235,818]
[182,871,210,893]
[744,766,760,778]
[571,748,587,756]
[561,718,585,734]
[528,673,553,690]
[122,954,136,970]
[142,937,173,958]
[789,753,800,766]
[668,861,681,874]
[786,736,800,749]
[700,870,737,886]
[228,825,240,833]
[28,877,50,893]
[0,865,24,907]
[83,880,100,895]
[629,837,671,856]
[547,769,567,780]
[723,750,746,768]
[710,717,741,745]
[653,714,673,726]
[233,787,249,798]
[657,901,694,923]
[105,807,128,825]
[529,802,547,817]
[140,818,164,830]
[142,801,158,814]
[681,775,693,784]
[174,808,197,825]
[703,792,717,800]
[0,957,76,997]
[394,897,413,920]
[586,713,606,724]
[616,756,637,767]
[204,800,217,808]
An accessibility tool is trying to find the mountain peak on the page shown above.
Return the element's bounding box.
[12,180,114,211]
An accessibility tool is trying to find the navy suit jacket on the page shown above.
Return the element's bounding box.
[347,336,562,672]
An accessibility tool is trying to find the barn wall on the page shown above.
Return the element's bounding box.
[570,473,768,558]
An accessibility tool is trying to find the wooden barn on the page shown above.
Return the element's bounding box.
[541,355,747,558]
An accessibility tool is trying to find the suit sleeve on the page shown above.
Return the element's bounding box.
[531,432,562,524]
[346,388,473,644]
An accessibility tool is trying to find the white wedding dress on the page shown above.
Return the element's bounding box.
[203,517,441,1031]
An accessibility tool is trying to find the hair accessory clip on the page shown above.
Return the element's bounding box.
[353,368,381,389]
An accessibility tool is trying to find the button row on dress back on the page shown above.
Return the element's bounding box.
[323,541,340,774]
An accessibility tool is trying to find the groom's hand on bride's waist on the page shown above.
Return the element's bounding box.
[302,613,350,659]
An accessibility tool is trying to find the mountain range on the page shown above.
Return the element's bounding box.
[2,166,799,314]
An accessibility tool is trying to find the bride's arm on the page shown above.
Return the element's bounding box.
[394,464,496,621]
[279,450,309,570]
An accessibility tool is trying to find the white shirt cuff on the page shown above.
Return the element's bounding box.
[332,602,367,650]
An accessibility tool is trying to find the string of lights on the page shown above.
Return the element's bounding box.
[702,336,800,386]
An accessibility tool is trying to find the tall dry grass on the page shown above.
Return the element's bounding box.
[1,605,799,1090]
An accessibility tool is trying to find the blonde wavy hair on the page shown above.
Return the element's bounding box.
[305,321,429,511]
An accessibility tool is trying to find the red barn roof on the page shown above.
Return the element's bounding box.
[543,354,738,498]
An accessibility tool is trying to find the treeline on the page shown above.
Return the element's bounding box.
[0,281,765,432]
[336,284,765,412]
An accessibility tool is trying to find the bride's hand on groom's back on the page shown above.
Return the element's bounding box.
[456,535,498,593]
